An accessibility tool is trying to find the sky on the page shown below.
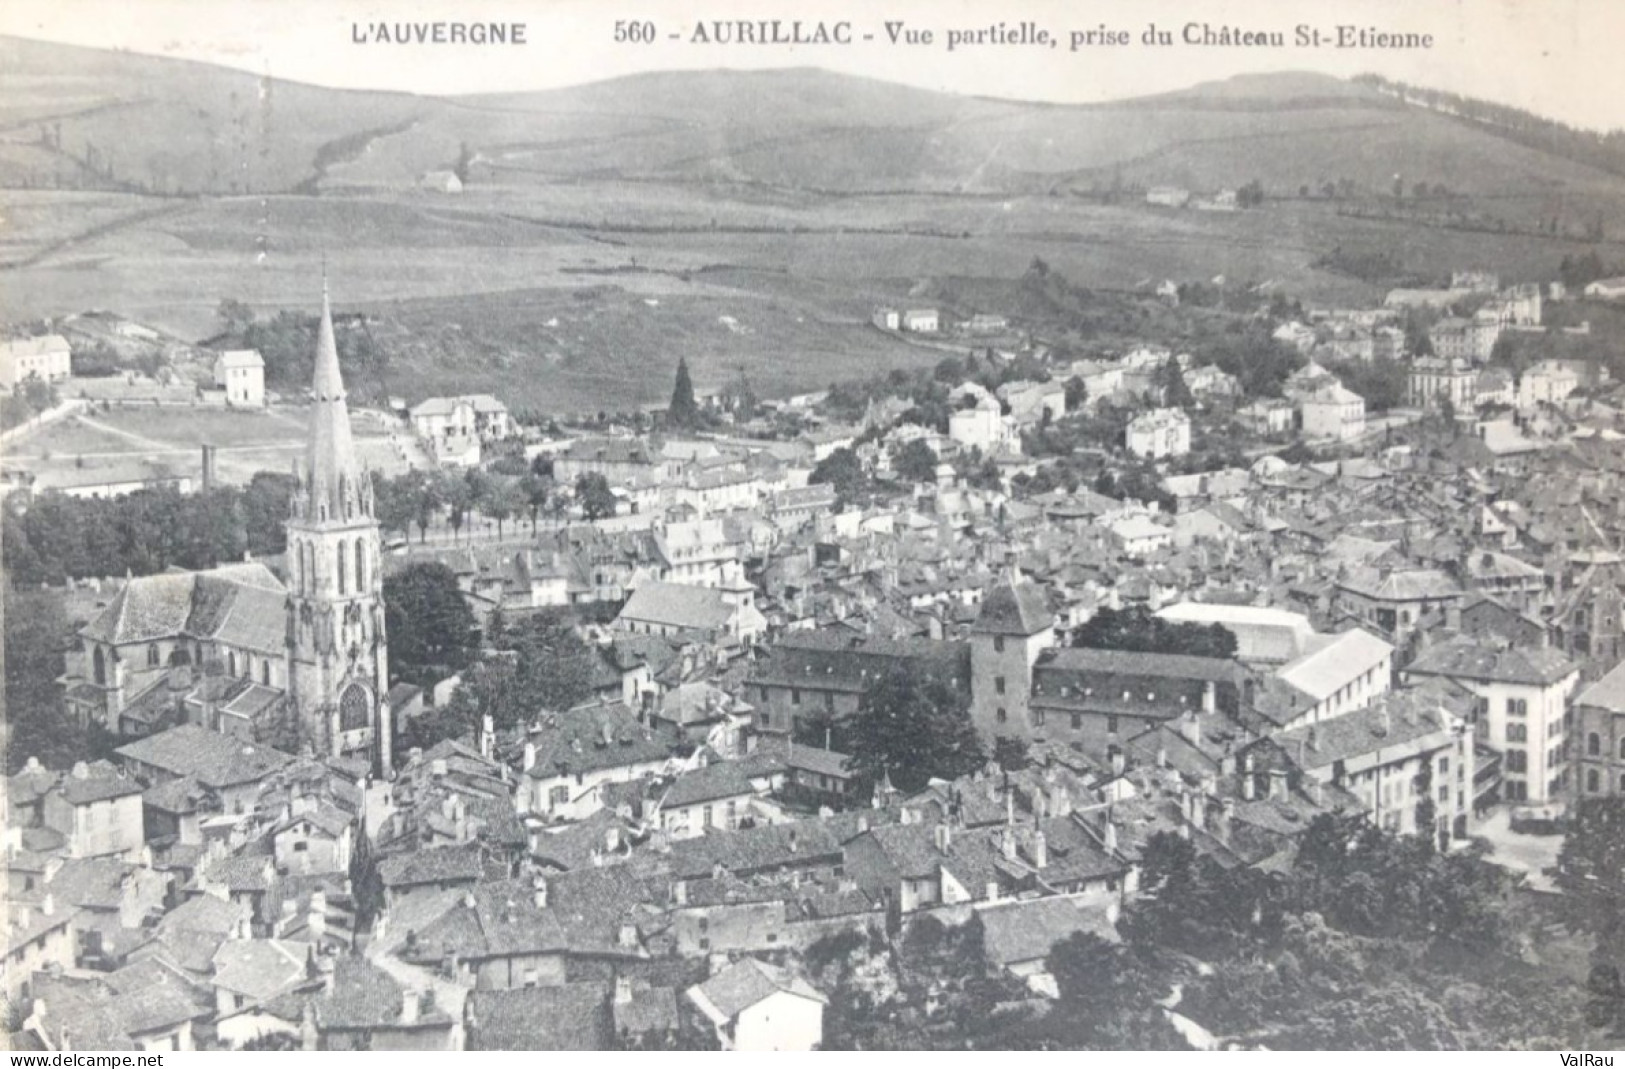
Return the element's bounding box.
[2,0,1623,131]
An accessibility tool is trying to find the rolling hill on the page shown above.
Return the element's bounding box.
[4,37,1625,414]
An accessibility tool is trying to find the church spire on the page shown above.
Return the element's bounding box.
[302,279,368,522]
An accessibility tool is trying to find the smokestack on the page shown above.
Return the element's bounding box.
[400,989,420,1025]
[201,443,218,491]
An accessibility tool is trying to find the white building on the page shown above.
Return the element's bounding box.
[409,394,514,444]
[1583,277,1625,300]
[0,335,72,389]
[1518,362,1579,408]
[212,350,266,407]
[1300,383,1366,442]
[949,396,1018,454]
[687,958,826,1052]
[1124,408,1191,460]
[1404,638,1579,804]
[901,309,940,333]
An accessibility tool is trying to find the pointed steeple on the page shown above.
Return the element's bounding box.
[302,279,368,523]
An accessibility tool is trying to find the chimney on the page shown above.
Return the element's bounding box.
[479,714,495,761]
[615,976,634,1006]
[1156,744,1168,769]
[1220,798,1236,841]
[1102,817,1118,855]
[1306,777,1324,806]
[933,822,952,855]
[1031,829,1048,869]
[1109,746,1126,777]
[523,741,537,773]
[1001,826,1017,861]
[319,955,336,995]
[41,893,54,917]
[1179,709,1201,748]
[308,891,327,944]
[71,761,89,780]
[1051,784,1071,818]
[400,989,420,1025]
[201,443,217,491]
[531,875,548,910]
[1269,769,1288,801]
[672,879,687,906]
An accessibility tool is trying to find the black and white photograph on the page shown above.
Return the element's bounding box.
[2,0,1624,1052]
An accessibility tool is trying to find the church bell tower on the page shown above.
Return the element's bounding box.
[285,279,392,777]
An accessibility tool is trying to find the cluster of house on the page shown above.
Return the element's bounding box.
[13,264,1625,1050]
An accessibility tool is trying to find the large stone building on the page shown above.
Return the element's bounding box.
[63,284,394,775]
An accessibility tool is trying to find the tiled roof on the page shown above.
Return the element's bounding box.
[469,983,611,1050]
[56,760,144,805]
[1036,646,1242,684]
[1578,658,1625,713]
[971,578,1053,636]
[617,582,736,631]
[1275,687,1463,770]
[117,724,295,788]
[377,842,484,889]
[1275,628,1393,702]
[979,894,1118,967]
[80,563,285,647]
[688,958,825,1023]
[659,760,759,809]
[1406,637,1576,687]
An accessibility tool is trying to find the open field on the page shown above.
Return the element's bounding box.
[2,402,412,490]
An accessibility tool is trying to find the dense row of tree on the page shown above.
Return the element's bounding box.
[1072,605,1238,659]
[213,300,387,399]
[3,474,294,585]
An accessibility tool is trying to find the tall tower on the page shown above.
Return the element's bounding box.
[969,573,1056,743]
[285,280,392,777]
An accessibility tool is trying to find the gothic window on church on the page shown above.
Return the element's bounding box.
[304,543,316,595]
[337,542,348,596]
[339,684,370,731]
[296,540,305,593]
[355,539,366,591]
[93,647,106,686]
[147,644,160,667]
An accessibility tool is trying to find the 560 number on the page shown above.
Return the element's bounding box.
[614,20,656,43]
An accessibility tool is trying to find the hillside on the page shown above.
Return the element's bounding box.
[0,36,427,195]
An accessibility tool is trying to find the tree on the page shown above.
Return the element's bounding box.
[382,562,479,686]
[500,611,597,722]
[477,473,524,539]
[893,439,940,484]
[993,735,1029,772]
[1073,605,1238,659]
[847,662,984,793]
[1063,375,1088,410]
[575,472,617,521]
[1043,933,1187,1049]
[1155,356,1194,409]
[668,357,701,430]
[809,447,867,506]
[216,298,254,336]
[1557,798,1625,974]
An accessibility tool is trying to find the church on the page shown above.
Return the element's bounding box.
[63,285,394,776]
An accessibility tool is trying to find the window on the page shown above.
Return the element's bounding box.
[703,805,714,828]
[1588,769,1601,793]
[993,636,1005,653]
[995,676,1006,696]
[147,644,160,667]
[1438,757,1449,774]
[294,841,309,853]
[1107,715,1120,735]
[1071,713,1083,730]
[1589,733,1602,757]
[1438,785,1449,802]
[996,708,1008,724]
[791,688,802,706]
[354,539,367,592]
[1508,698,1528,717]
[1620,738,1625,760]
[336,542,348,595]
[338,683,370,731]
[228,652,238,677]
[1033,709,1046,727]
[93,646,106,686]
[548,786,569,807]
[261,661,271,686]
[1507,724,1527,743]
[1506,749,1527,774]
[296,540,305,593]
[824,692,835,712]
